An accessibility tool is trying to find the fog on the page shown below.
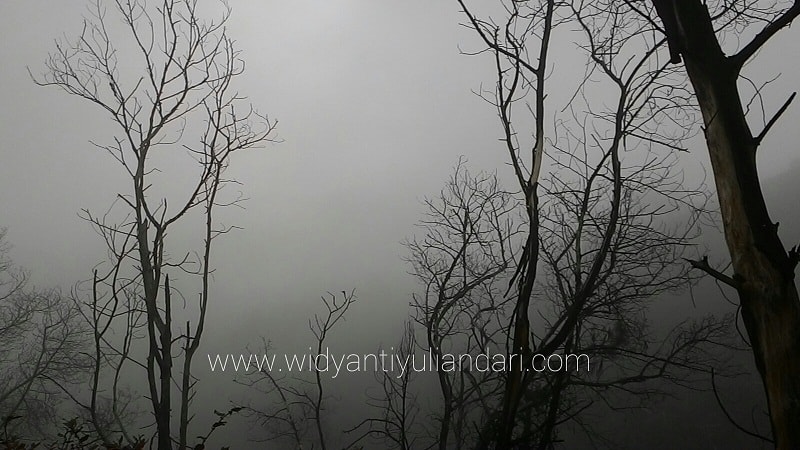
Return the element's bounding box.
[1,1,799,448]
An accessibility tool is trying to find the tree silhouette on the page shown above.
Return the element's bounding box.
[32,1,276,448]
[648,0,800,447]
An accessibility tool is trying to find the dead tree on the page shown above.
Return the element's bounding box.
[647,1,800,448]
[32,1,276,448]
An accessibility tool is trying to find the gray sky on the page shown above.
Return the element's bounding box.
[1,0,799,447]
[0,0,506,350]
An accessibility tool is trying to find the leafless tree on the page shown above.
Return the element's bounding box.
[32,1,276,448]
[358,321,425,450]
[383,156,731,449]
[404,160,521,450]
[241,290,356,450]
[344,323,444,449]
[445,0,737,447]
[642,1,800,447]
[0,228,90,439]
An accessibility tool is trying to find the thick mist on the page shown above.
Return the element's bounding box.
[1,1,799,449]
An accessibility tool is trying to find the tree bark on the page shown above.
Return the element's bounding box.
[662,2,800,447]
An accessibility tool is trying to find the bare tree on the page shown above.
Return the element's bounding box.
[32,1,276,448]
[643,1,800,447]
[404,160,520,450]
[342,168,515,448]
[0,228,90,439]
[357,321,424,450]
[449,0,736,447]
[387,154,731,449]
[242,290,357,450]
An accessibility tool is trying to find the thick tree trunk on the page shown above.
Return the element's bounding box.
[665,2,800,447]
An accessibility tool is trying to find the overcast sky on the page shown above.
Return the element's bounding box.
[1,1,799,448]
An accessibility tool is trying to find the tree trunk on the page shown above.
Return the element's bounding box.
[667,2,800,447]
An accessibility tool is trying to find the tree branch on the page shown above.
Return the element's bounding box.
[710,368,774,444]
[754,92,796,147]
[684,256,738,288]
[730,2,800,70]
